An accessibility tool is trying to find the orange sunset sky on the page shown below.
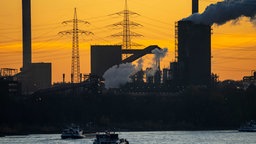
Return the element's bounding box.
[0,0,256,83]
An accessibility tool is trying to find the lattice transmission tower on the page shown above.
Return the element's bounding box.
[110,0,143,57]
[59,8,93,83]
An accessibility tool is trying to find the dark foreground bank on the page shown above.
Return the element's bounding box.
[1,86,256,135]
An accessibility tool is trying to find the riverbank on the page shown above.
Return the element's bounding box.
[1,86,255,136]
[0,123,238,137]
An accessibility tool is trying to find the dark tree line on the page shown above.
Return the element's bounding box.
[0,85,256,135]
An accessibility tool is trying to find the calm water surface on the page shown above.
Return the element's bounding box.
[1,131,256,144]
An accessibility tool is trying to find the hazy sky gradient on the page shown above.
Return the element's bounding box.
[0,0,256,82]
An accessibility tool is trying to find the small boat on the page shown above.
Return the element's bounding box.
[61,126,85,139]
[93,131,129,144]
[238,120,256,132]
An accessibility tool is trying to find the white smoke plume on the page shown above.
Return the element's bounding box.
[146,48,168,76]
[103,63,138,89]
[145,68,155,77]
[103,48,168,89]
[183,0,256,25]
[103,59,144,89]
[137,58,143,70]
[152,48,168,62]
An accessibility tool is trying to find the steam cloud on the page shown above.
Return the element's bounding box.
[103,48,168,89]
[152,48,168,62]
[137,58,143,70]
[103,63,137,89]
[146,48,168,76]
[183,0,256,25]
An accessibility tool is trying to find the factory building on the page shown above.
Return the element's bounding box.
[177,20,211,86]
[20,63,52,95]
[131,70,144,83]
[91,45,122,77]
[19,63,52,95]
[19,0,52,95]
[169,62,178,82]
[162,68,169,83]
[0,77,21,97]
[242,70,256,89]
[0,68,21,96]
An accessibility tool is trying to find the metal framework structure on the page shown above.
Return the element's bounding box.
[175,22,178,62]
[59,8,93,83]
[121,45,161,63]
[0,68,18,77]
[111,0,143,57]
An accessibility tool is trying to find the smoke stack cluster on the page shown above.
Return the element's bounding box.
[184,0,256,25]
[103,48,168,89]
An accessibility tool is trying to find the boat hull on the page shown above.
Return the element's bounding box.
[61,135,85,139]
[238,129,256,132]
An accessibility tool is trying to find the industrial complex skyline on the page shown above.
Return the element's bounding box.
[0,0,256,82]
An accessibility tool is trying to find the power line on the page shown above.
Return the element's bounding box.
[109,0,143,58]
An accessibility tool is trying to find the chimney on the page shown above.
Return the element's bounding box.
[192,0,198,14]
[22,0,32,69]
[63,73,65,83]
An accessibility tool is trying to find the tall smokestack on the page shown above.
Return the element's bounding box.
[22,0,32,69]
[192,0,198,14]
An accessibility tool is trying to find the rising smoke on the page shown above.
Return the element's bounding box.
[103,63,137,89]
[137,58,144,70]
[183,0,256,25]
[103,48,168,89]
[152,48,168,62]
[146,48,168,76]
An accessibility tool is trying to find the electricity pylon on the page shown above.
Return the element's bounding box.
[59,8,93,83]
[110,0,143,58]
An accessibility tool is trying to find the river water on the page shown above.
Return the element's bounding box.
[1,131,256,144]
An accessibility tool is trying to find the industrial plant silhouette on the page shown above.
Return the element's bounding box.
[0,0,256,135]
[0,0,255,96]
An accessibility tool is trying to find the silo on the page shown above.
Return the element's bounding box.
[177,20,211,86]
